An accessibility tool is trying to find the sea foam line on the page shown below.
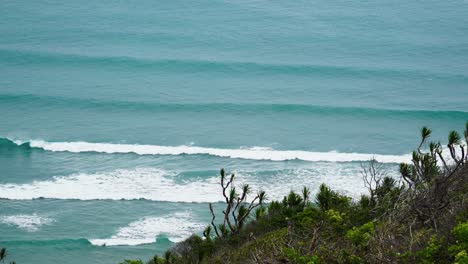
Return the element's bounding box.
[0,214,54,232]
[89,212,204,246]
[11,139,411,163]
[0,168,221,202]
[0,166,396,202]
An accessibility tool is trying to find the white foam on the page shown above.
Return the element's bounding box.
[89,212,204,246]
[0,164,399,202]
[0,168,222,202]
[14,139,410,163]
[0,214,54,232]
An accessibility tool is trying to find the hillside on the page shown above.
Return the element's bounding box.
[118,123,468,264]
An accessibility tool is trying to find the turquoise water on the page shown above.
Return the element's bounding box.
[1,0,467,263]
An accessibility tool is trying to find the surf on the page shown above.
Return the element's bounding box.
[0,167,399,202]
[6,138,411,163]
[89,212,204,246]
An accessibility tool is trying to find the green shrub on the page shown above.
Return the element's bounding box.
[454,250,468,264]
[453,222,468,244]
[315,184,350,212]
[416,235,442,264]
[345,222,374,247]
[293,207,321,228]
[282,247,319,264]
[450,222,468,263]
[340,249,363,264]
[325,209,344,224]
[230,228,288,262]
[119,260,144,264]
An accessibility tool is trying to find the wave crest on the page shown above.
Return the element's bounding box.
[6,138,410,163]
[4,48,466,79]
[2,94,467,118]
[1,238,91,246]
[89,212,204,246]
[0,214,54,232]
[0,168,222,202]
[0,166,399,202]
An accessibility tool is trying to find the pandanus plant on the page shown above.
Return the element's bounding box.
[207,168,266,238]
[400,122,468,188]
[0,248,15,264]
[398,121,468,230]
[0,248,6,262]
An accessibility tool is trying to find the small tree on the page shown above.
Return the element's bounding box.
[398,122,468,229]
[361,159,402,217]
[314,184,350,212]
[361,158,388,206]
[207,168,266,238]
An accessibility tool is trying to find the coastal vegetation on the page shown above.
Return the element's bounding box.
[121,122,468,263]
[0,248,16,264]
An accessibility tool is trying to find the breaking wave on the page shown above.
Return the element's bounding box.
[4,138,411,163]
[89,212,204,246]
[0,168,221,202]
[0,166,394,202]
[0,214,54,232]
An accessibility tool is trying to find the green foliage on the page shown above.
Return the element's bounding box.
[148,255,167,264]
[209,169,267,238]
[174,234,212,262]
[315,184,334,211]
[358,194,372,210]
[315,184,350,212]
[228,228,288,262]
[375,176,396,198]
[449,130,462,145]
[465,121,468,140]
[450,222,468,263]
[254,206,266,221]
[421,126,432,141]
[345,222,374,248]
[325,209,345,224]
[283,190,304,210]
[302,186,311,204]
[260,190,310,230]
[123,122,468,264]
[119,260,144,264]
[0,248,16,264]
[454,250,468,264]
[340,250,363,264]
[0,248,6,261]
[453,222,468,244]
[292,206,321,227]
[416,235,442,264]
[282,247,319,264]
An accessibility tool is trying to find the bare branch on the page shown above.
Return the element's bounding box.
[209,203,220,238]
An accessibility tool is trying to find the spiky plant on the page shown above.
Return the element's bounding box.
[302,186,310,204]
[209,169,266,237]
[0,248,6,261]
[448,130,461,145]
[164,250,172,264]
[398,122,468,229]
[316,184,333,211]
[465,121,468,141]
[203,226,212,240]
[419,126,432,152]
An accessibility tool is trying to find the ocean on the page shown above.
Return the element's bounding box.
[1,0,467,263]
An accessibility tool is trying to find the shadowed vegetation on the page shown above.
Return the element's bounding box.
[0,248,16,264]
